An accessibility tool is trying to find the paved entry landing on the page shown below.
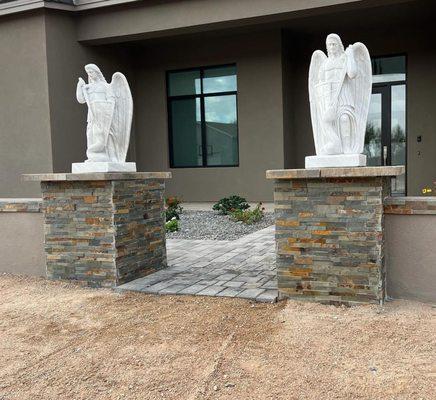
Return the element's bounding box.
[117,226,277,302]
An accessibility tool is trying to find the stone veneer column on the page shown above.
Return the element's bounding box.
[23,172,171,288]
[266,166,404,305]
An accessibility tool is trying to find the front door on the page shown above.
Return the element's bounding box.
[364,80,406,196]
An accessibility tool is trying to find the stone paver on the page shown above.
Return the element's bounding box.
[116,225,277,302]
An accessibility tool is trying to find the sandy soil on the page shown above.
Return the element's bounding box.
[0,274,434,400]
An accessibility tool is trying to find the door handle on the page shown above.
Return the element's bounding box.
[383,146,388,166]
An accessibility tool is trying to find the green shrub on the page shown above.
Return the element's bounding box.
[165,207,180,222]
[230,203,265,225]
[212,195,250,215]
[165,218,179,232]
[165,196,183,222]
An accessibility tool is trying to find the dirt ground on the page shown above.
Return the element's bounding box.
[0,275,434,400]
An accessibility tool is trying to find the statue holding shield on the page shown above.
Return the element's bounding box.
[306,34,372,168]
[73,64,136,172]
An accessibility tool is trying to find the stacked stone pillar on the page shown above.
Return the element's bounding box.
[267,166,404,305]
[23,172,171,288]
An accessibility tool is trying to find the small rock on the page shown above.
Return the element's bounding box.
[225,383,236,388]
[213,385,219,391]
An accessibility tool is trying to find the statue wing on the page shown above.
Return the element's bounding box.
[308,50,327,155]
[109,72,133,162]
[350,42,372,153]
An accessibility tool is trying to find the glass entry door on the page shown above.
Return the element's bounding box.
[364,84,406,195]
[365,55,407,195]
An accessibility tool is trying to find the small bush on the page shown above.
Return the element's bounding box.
[165,196,183,222]
[165,207,180,221]
[230,203,265,225]
[212,195,250,215]
[166,196,182,209]
[165,217,179,232]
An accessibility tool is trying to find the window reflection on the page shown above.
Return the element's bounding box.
[203,66,237,94]
[167,65,238,168]
[367,55,406,195]
[205,95,238,166]
[170,98,202,167]
[372,56,406,83]
[364,93,382,165]
[168,70,201,96]
[391,84,406,195]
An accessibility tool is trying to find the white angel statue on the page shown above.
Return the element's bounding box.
[76,64,133,166]
[307,34,372,166]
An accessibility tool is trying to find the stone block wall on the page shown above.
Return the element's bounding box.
[42,178,166,287]
[274,176,390,305]
[384,196,436,215]
[112,179,166,285]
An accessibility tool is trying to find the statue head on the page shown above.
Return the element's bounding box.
[85,64,106,83]
[326,34,344,57]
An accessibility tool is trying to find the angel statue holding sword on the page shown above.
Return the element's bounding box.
[308,33,372,157]
[76,64,133,164]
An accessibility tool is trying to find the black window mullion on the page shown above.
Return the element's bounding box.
[200,69,207,167]
[167,64,239,168]
[378,85,391,166]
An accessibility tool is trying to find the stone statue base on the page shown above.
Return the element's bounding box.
[266,166,405,305]
[22,172,172,288]
[305,154,366,168]
[72,162,137,173]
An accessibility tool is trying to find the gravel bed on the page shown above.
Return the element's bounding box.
[166,210,275,240]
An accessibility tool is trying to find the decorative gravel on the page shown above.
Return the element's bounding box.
[166,210,275,240]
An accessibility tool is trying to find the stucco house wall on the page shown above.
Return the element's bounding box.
[385,214,436,304]
[0,11,52,197]
[0,1,434,200]
[134,30,285,201]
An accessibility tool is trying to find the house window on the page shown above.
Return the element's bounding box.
[167,65,239,168]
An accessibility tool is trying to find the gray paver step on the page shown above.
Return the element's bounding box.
[116,225,277,303]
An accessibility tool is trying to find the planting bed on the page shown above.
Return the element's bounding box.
[166,210,275,240]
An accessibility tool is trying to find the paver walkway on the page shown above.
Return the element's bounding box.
[117,225,277,302]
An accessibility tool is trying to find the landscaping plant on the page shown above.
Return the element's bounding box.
[165,217,179,232]
[230,203,265,224]
[212,195,250,215]
[165,196,183,222]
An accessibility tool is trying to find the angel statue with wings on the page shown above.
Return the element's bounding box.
[306,34,372,167]
[73,64,135,172]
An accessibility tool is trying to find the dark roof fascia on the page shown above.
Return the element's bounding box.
[0,0,74,16]
[0,0,140,17]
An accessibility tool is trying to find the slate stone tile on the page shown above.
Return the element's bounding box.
[238,288,266,300]
[178,284,209,295]
[158,284,188,294]
[197,285,226,296]
[255,290,278,303]
[216,288,243,298]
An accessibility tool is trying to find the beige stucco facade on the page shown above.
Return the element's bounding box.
[0,0,435,200]
[385,214,436,304]
[0,12,52,197]
[134,30,284,201]
[0,212,45,277]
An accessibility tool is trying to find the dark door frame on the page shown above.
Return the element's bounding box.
[370,81,407,195]
[371,85,391,166]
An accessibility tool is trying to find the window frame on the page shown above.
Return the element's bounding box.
[166,64,239,169]
[370,53,408,195]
